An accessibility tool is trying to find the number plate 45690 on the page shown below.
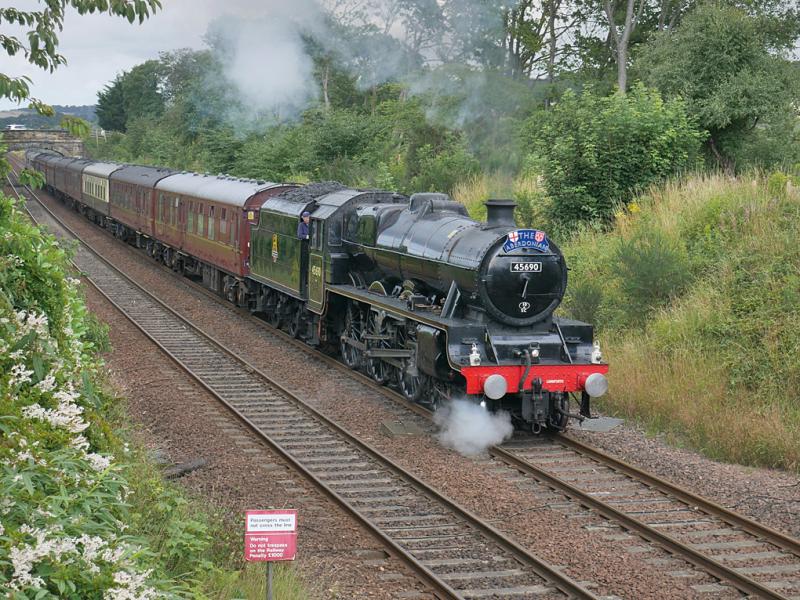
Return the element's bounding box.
[510,262,542,272]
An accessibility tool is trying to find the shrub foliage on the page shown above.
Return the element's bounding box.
[523,85,704,229]
[561,174,800,470]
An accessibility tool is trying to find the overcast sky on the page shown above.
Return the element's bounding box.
[1,0,269,110]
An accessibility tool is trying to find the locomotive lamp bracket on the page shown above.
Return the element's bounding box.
[468,343,481,366]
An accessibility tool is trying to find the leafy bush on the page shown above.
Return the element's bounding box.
[409,136,481,194]
[0,194,170,598]
[767,171,789,198]
[565,276,604,325]
[523,85,704,228]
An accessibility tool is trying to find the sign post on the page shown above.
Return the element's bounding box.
[245,510,298,600]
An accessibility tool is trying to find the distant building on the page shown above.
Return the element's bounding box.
[4,123,27,131]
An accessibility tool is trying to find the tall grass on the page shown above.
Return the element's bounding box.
[562,172,800,471]
[207,562,310,600]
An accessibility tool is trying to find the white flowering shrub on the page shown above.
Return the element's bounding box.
[0,194,204,598]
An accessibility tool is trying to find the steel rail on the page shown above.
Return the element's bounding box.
[491,444,793,600]
[558,434,800,557]
[5,163,597,600]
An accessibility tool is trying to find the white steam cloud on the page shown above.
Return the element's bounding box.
[218,19,319,116]
[206,0,327,124]
[434,399,514,456]
[200,0,510,129]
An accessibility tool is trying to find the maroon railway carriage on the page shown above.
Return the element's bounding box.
[37,155,76,197]
[109,164,175,242]
[31,153,55,184]
[151,173,295,302]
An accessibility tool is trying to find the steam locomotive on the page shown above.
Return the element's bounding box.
[26,149,608,432]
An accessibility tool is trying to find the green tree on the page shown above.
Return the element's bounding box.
[525,84,703,228]
[636,2,800,171]
[96,75,127,131]
[0,1,160,108]
[120,60,165,121]
[96,60,165,132]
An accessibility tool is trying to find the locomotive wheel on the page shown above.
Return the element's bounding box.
[424,379,449,411]
[366,358,390,384]
[224,278,237,304]
[268,295,284,328]
[287,309,303,339]
[340,303,364,369]
[278,299,297,336]
[398,368,425,402]
[365,312,391,384]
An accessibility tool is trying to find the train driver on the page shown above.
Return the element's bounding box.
[298,210,311,295]
[297,210,311,240]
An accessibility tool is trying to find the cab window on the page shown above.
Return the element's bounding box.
[311,220,323,250]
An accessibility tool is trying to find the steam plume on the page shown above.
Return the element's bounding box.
[434,399,514,456]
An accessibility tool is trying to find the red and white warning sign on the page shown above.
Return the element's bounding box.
[245,510,298,562]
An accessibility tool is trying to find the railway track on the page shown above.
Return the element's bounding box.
[491,436,800,600]
[9,155,800,598]
[5,167,598,600]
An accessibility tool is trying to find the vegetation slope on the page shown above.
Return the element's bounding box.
[561,173,800,470]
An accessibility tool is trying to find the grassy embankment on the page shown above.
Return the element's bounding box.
[454,171,800,472]
[0,186,309,598]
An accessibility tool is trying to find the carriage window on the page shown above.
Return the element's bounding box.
[188,202,194,232]
[231,214,236,245]
[220,208,227,237]
[208,206,215,241]
[197,206,204,236]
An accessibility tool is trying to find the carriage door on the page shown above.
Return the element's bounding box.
[307,219,325,312]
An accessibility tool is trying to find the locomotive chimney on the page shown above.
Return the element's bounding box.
[485,199,517,227]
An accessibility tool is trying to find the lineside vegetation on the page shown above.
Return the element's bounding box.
[0,185,309,598]
[561,172,800,471]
